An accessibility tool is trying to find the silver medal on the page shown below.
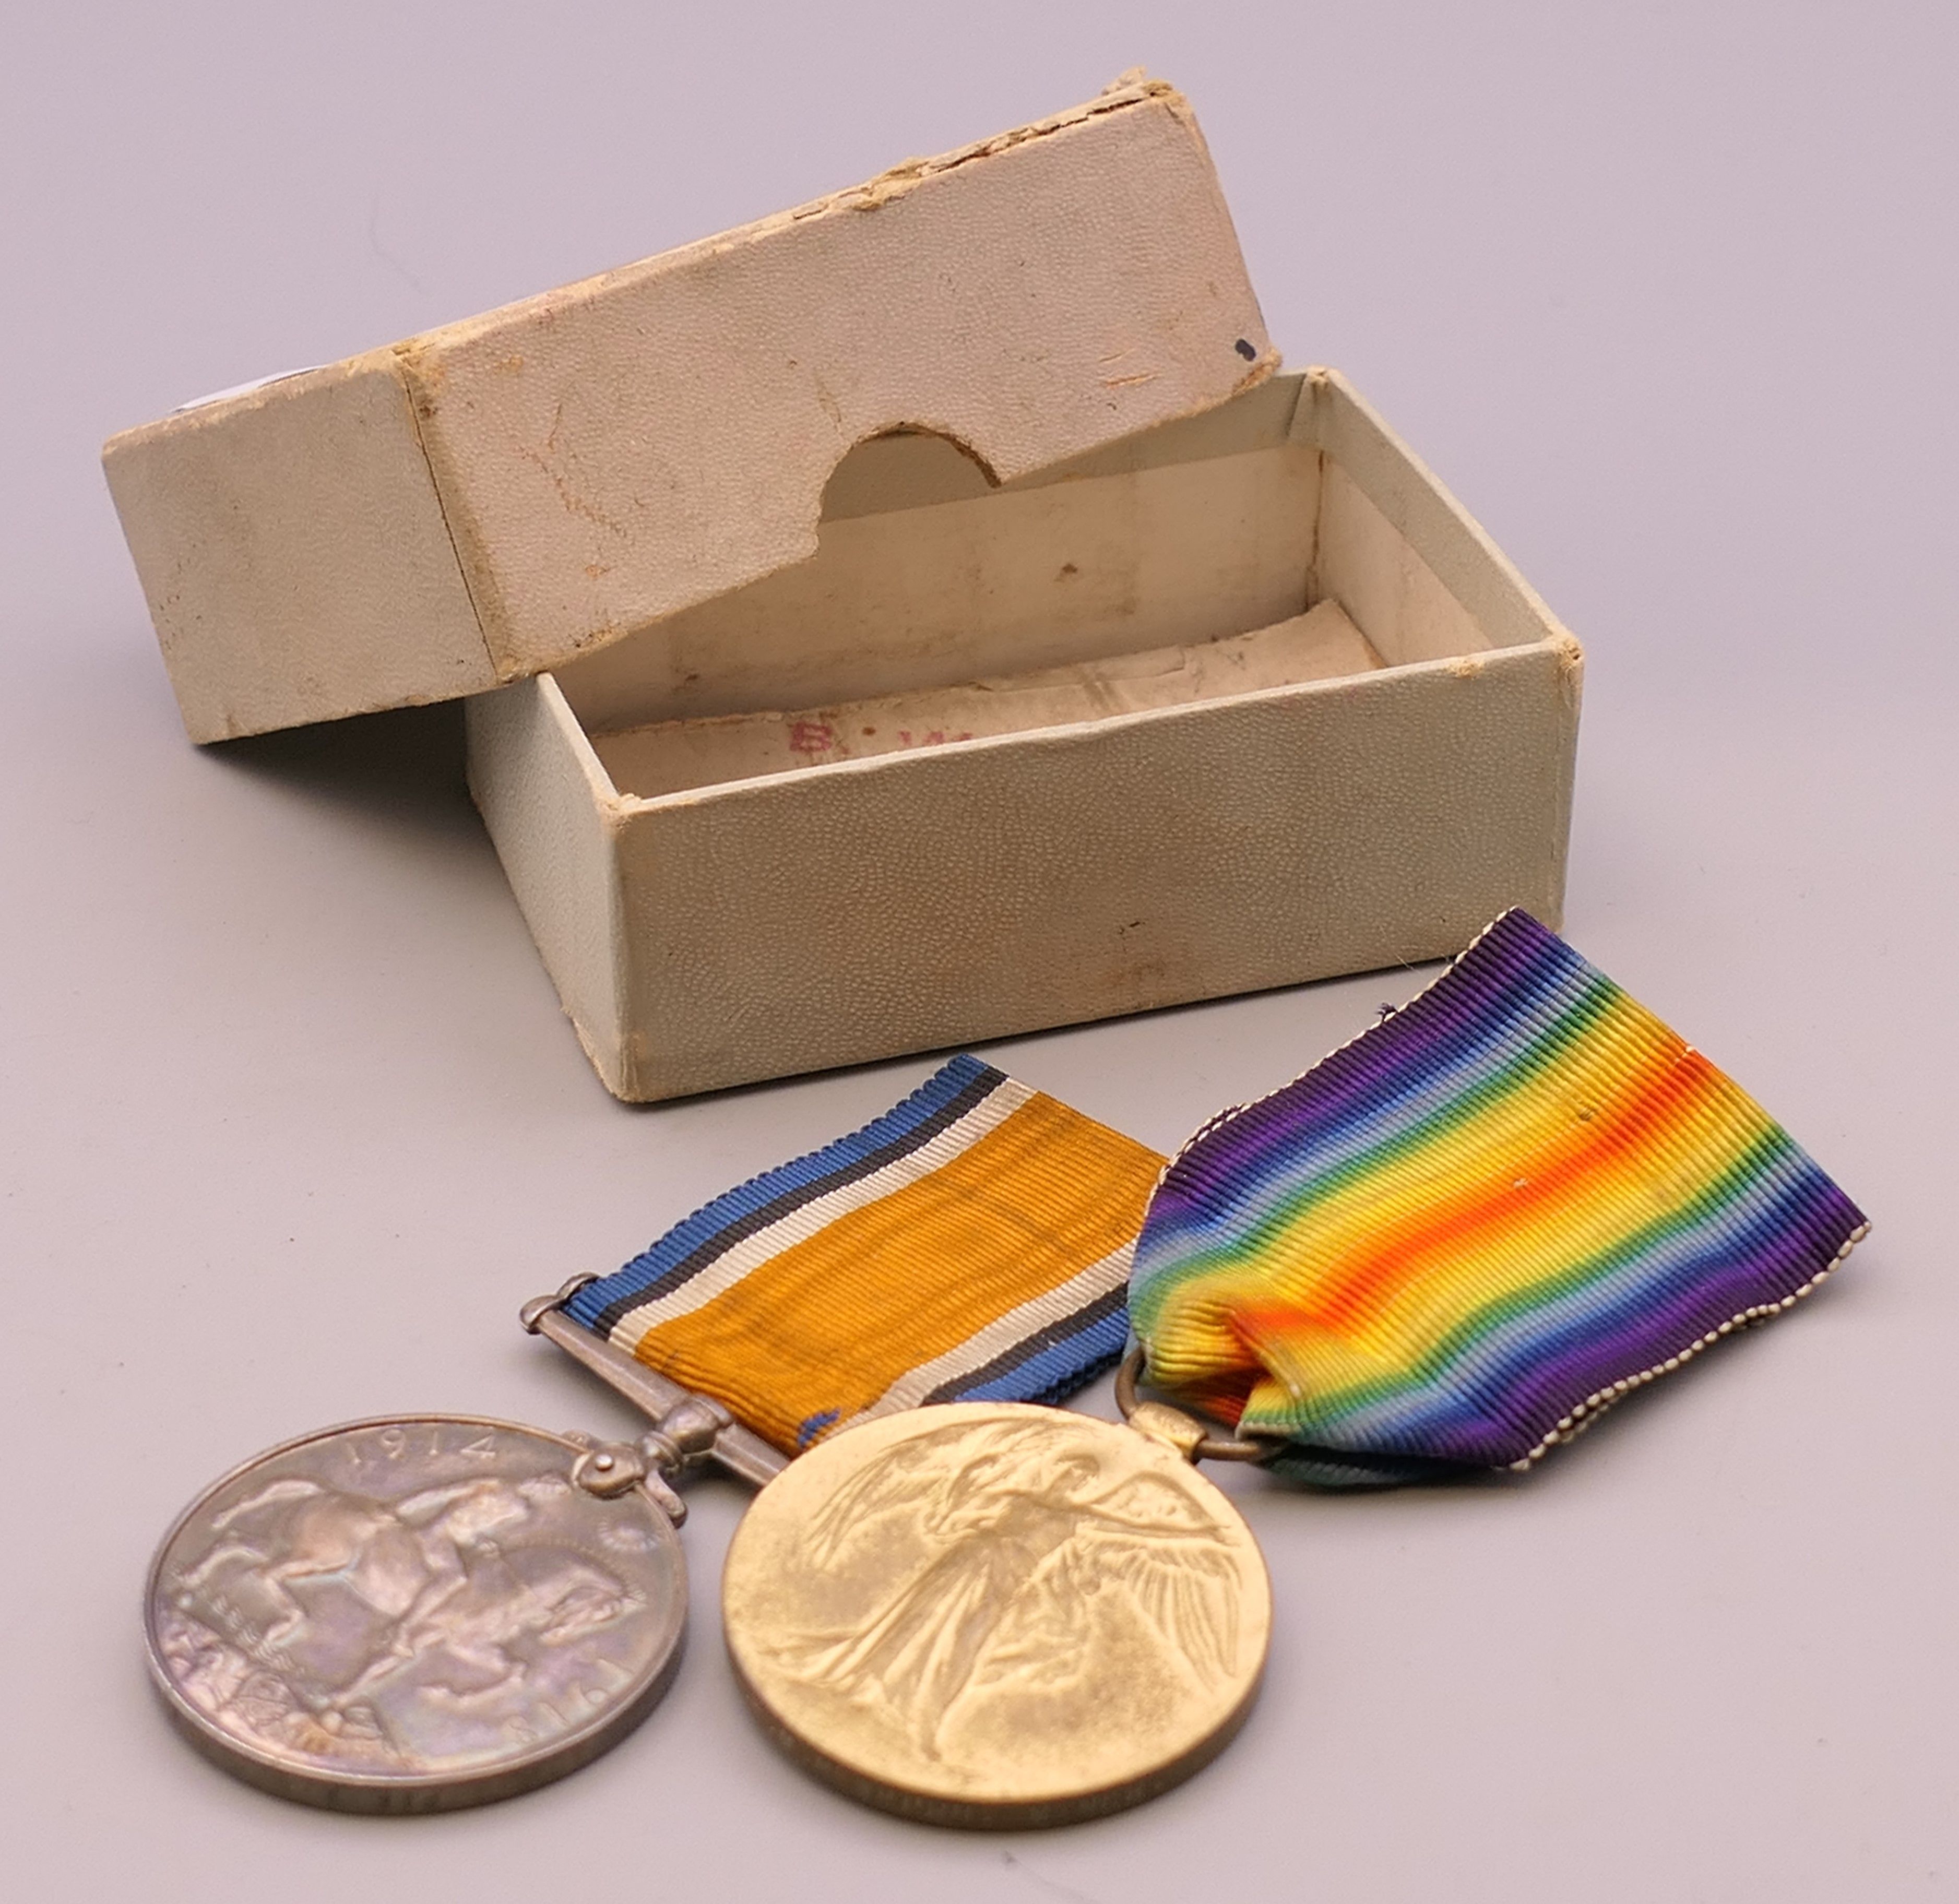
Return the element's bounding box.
[146,1281,786,1811]
[146,1414,687,1812]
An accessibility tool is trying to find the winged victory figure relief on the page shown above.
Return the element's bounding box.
[776,1416,1244,1759]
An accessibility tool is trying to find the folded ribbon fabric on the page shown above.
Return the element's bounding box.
[1128,910,1868,1486]
[566,1054,1163,1454]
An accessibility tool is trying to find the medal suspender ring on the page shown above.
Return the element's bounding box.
[1113,1345,1270,1463]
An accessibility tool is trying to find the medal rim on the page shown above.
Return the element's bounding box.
[721,1401,1272,1829]
[145,1412,688,1814]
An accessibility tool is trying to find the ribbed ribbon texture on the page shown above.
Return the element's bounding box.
[566,1055,1163,1455]
[1130,910,1868,1487]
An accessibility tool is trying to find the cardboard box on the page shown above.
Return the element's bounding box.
[102,78,1581,1101]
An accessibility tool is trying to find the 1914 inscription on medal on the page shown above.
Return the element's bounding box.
[146,1416,687,1812]
[722,1403,1271,1827]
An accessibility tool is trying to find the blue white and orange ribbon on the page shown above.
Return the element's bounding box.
[565,1055,1163,1454]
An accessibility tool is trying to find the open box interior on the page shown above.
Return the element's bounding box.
[550,376,1501,803]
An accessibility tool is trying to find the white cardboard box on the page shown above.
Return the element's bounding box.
[102,78,1581,1101]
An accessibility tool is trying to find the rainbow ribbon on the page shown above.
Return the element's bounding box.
[1129,911,1868,1486]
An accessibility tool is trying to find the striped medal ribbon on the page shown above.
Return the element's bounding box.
[554,1053,1163,1455]
[1127,909,1871,1485]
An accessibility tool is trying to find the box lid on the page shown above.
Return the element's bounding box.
[103,76,1276,743]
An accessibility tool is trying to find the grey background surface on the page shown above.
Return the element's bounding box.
[3,3,1953,1898]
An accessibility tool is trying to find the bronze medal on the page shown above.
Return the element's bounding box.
[721,1402,1271,1828]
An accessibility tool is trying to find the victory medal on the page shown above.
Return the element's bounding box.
[529,1294,1273,1828]
[721,1394,1271,1827]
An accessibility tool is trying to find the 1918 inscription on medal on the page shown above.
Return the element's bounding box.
[146,1416,686,1811]
[722,1403,1271,1827]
